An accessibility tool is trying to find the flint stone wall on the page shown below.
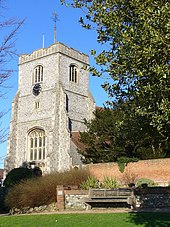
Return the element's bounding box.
[135,187,170,208]
[9,203,59,215]
[9,187,170,215]
[64,189,88,210]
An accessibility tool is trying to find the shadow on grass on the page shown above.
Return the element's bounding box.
[126,211,170,227]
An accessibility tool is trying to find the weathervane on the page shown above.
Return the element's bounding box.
[52,12,58,43]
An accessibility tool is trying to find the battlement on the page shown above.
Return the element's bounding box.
[19,42,89,65]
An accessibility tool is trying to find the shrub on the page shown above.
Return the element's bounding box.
[3,168,33,188]
[128,183,135,188]
[32,167,42,177]
[80,176,99,190]
[5,168,90,209]
[101,176,119,189]
[136,178,157,187]
[0,187,9,213]
[4,167,42,188]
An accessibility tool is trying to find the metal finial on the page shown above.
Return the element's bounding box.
[52,12,58,43]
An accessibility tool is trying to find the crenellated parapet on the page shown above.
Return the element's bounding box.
[19,42,89,65]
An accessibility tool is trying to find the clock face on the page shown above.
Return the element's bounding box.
[32,83,41,96]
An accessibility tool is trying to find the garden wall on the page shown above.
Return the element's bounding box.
[64,189,88,210]
[85,158,170,185]
[135,187,170,208]
[9,186,170,214]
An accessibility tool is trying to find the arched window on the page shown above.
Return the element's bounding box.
[28,129,45,161]
[69,64,78,83]
[33,65,43,84]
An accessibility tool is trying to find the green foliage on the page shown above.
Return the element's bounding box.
[62,0,170,161]
[128,183,135,188]
[67,0,170,136]
[117,162,125,174]
[5,168,90,209]
[79,108,167,164]
[32,166,42,177]
[3,167,33,187]
[117,157,138,173]
[3,166,42,188]
[80,176,99,190]
[101,176,119,189]
[79,108,126,163]
[136,178,157,187]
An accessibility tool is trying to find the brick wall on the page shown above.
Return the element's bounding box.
[85,158,170,184]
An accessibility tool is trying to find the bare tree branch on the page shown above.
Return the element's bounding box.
[0,0,24,143]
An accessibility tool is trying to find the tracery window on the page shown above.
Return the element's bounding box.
[69,64,78,83]
[28,129,45,161]
[33,65,43,84]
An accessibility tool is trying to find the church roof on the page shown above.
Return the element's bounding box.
[71,106,103,150]
[71,132,87,151]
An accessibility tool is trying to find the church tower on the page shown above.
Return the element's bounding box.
[4,42,95,174]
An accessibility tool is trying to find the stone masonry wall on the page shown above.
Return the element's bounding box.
[64,189,88,210]
[9,187,170,215]
[5,42,95,175]
[64,187,170,210]
[135,187,170,208]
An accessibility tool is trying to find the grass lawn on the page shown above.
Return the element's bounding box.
[0,212,170,227]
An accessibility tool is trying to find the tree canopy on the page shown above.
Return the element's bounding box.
[62,0,170,138]
[61,0,170,163]
[79,108,168,164]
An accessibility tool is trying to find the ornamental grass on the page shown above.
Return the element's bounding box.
[5,168,91,209]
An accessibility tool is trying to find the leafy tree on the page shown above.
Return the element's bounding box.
[0,0,24,143]
[62,0,170,143]
[80,108,124,163]
[79,108,168,164]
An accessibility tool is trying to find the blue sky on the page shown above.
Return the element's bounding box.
[0,0,110,168]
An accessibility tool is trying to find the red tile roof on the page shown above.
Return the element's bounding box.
[0,169,4,179]
[71,132,87,151]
